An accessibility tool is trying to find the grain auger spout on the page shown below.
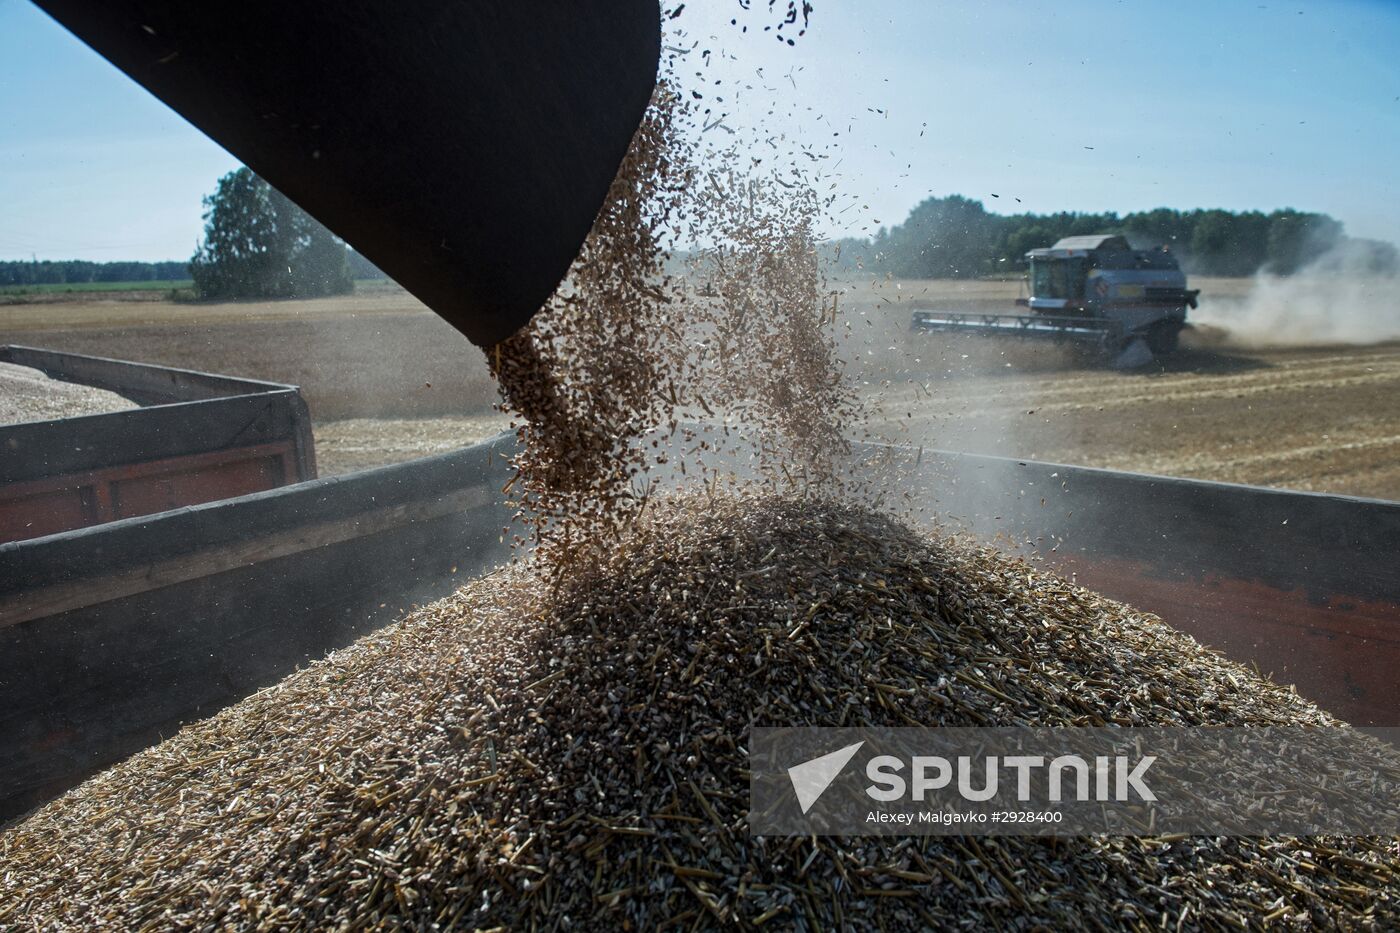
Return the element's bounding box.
[33,0,663,350]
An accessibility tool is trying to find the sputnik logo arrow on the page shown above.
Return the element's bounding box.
[787,741,865,814]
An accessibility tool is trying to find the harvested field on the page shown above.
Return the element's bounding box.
[0,360,135,425]
[2,493,1395,930]
[835,276,1400,501]
[5,281,1399,499]
[313,416,510,476]
[860,336,1400,500]
[0,291,495,421]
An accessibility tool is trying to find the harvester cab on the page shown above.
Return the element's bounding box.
[912,233,1200,368]
[1027,235,1198,350]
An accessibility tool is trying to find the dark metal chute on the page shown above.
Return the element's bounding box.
[34,0,663,347]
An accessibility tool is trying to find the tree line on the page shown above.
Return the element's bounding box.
[14,184,1395,294]
[828,195,1399,279]
[0,259,188,287]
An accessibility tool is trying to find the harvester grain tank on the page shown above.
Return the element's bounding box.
[911,234,1200,367]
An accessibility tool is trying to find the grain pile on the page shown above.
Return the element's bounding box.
[2,492,1396,930]
[0,361,136,425]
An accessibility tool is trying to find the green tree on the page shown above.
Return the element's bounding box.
[1189,210,1241,275]
[824,198,1377,280]
[884,195,997,279]
[999,222,1058,270]
[1122,208,1191,252]
[1265,209,1344,275]
[189,167,353,299]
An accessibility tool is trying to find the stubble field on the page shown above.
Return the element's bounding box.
[3,278,1397,500]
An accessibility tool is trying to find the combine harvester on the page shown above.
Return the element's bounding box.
[911,234,1200,368]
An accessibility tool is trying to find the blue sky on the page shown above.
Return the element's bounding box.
[2,0,1398,261]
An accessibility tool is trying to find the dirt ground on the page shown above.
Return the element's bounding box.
[313,415,510,475]
[0,287,496,422]
[4,280,1397,498]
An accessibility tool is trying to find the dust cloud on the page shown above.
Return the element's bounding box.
[1198,243,1400,347]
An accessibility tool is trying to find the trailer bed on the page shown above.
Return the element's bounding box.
[0,345,316,543]
[2,428,1397,821]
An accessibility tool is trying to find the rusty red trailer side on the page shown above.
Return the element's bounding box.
[0,345,316,544]
[0,439,514,822]
[893,447,1400,728]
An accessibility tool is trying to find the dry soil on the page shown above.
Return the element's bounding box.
[4,281,1397,497]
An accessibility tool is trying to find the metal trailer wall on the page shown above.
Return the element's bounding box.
[1,344,308,407]
[0,346,318,543]
[2,433,1397,823]
[0,437,516,822]
[861,444,1400,728]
